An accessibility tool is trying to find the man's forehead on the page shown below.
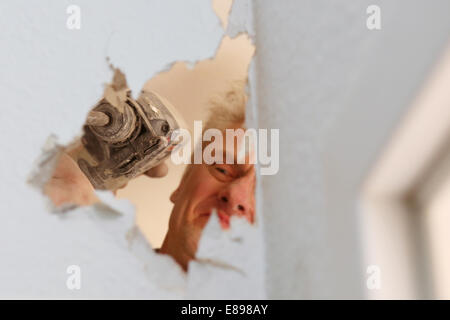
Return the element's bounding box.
[220,128,256,164]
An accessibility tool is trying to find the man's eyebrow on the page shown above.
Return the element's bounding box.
[221,148,254,171]
[227,162,254,176]
[223,150,236,163]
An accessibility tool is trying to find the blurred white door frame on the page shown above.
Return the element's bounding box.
[361,45,450,299]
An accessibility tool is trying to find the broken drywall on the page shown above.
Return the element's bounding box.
[1,0,263,299]
[117,32,255,247]
[187,213,265,299]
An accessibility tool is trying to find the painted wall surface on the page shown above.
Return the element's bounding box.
[252,0,450,298]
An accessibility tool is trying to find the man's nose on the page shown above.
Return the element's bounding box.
[217,177,254,221]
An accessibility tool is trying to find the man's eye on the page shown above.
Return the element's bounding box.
[215,167,228,175]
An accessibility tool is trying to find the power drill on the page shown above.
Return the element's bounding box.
[74,68,184,190]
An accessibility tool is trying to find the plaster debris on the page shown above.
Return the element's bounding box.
[186,211,265,299]
[27,135,81,213]
[27,135,63,192]
[103,62,129,113]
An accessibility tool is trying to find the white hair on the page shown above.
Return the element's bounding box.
[203,81,247,133]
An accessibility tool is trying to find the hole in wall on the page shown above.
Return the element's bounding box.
[34,0,256,271]
[116,32,255,249]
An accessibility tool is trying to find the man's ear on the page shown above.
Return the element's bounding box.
[170,187,180,203]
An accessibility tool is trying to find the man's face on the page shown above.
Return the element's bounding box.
[164,127,255,266]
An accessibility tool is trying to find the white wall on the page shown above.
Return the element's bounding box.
[252,0,450,298]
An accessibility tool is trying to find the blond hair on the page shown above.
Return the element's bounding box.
[203,81,247,133]
[180,82,248,181]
